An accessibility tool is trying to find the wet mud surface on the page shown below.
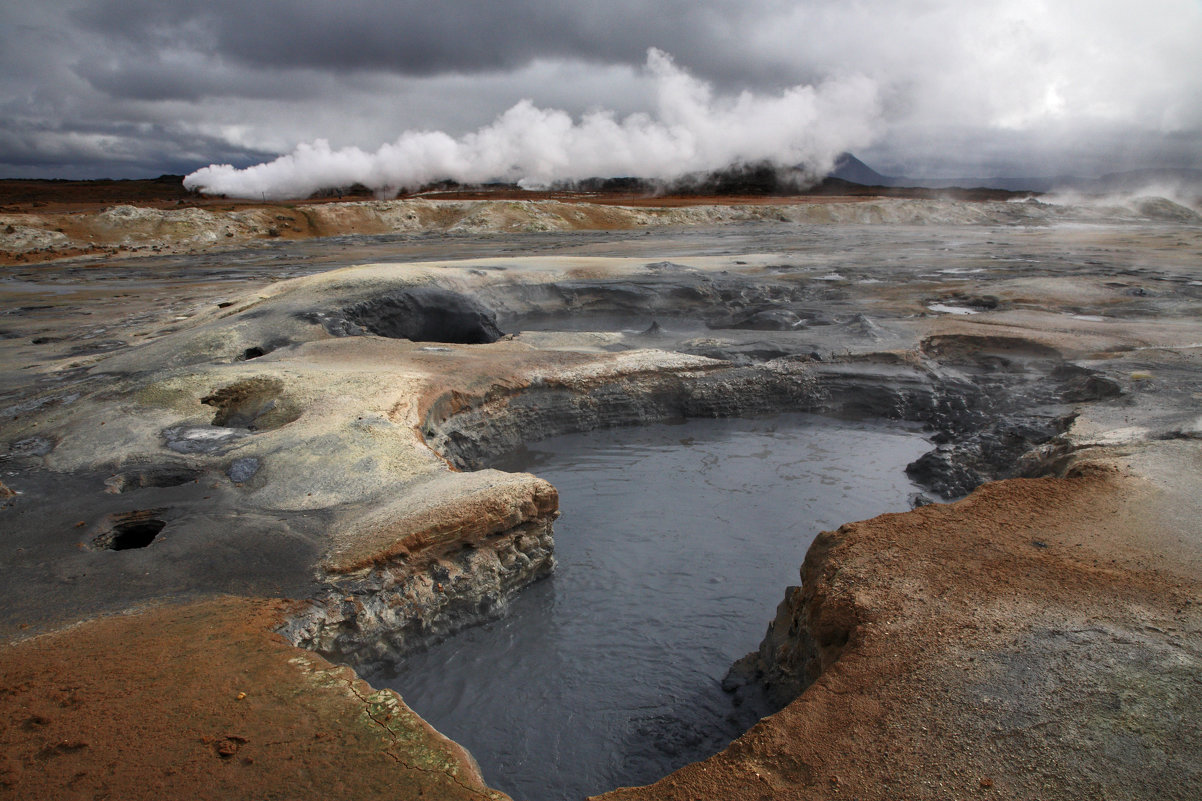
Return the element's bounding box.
[376,415,928,801]
[1,198,1201,799]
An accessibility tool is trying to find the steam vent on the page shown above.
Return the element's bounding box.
[2,189,1201,800]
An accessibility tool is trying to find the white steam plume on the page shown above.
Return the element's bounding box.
[184,49,880,199]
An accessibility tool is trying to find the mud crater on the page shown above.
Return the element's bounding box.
[336,287,504,344]
[201,377,299,431]
[104,464,203,494]
[292,293,1125,797]
[91,509,167,551]
[370,415,930,801]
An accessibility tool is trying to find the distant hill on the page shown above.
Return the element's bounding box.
[827,154,1051,192]
[828,153,895,187]
[827,154,1202,195]
[1087,168,1202,194]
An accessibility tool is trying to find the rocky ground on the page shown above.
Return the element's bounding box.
[2,178,1194,266]
[1,190,1200,799]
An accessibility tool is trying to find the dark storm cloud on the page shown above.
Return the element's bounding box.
[0,115,275,179]
[3,0,1200,181]
[72,52,321,103]
[72,0,800,91]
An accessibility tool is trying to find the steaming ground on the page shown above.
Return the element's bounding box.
[182,49,879,200]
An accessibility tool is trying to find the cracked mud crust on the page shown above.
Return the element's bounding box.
[0,598,507,801]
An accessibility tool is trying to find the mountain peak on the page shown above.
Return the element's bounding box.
[829,153,892,186]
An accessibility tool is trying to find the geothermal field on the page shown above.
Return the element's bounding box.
[1,186,1201,800]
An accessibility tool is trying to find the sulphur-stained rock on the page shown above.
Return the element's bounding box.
[279,469,560,664]
[321,469,558,573]
[0,249,1164,639]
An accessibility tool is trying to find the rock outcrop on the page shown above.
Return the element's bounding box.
[283,471,559,666]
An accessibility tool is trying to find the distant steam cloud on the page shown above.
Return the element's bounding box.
[184,49,879,199]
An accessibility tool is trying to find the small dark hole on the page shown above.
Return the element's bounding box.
[110,520,165,550]
[242,347,266,360]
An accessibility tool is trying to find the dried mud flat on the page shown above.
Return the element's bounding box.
[1,193,1201,800]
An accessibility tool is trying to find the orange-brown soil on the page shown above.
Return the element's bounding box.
[0,598,506,801]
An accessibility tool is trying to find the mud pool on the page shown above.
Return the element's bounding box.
[367,414,929,801]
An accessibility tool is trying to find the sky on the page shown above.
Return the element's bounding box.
[2,0,1200,191]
